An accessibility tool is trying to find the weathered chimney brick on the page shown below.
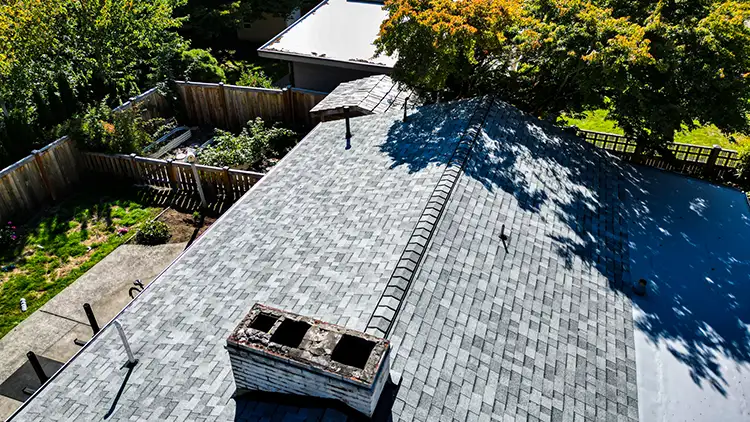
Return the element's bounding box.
[227,304,390,417]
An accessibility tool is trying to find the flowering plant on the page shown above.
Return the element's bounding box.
[0,221,18,252]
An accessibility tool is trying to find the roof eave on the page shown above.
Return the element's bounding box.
[257,49,394,73]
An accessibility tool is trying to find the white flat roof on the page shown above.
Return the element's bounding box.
[627,166,750,422]
[258,0,396,71]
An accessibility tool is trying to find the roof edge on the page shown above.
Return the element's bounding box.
[4,121,330,422]
[257,49,394,73]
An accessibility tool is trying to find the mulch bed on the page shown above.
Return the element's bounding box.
[156,208,217,244]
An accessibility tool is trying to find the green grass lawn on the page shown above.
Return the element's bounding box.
[564,109,750,150]
[0,187,161,338]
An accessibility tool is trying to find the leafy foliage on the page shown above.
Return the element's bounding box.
[175,0,317,46]
[198,118,297,169]
[136,221,172,245]
[0,0,188,165]
[68,101,154,154]
[237,69,274,89]
[737,144,750,189]
[180,49,226,83]
[377,0,750,149]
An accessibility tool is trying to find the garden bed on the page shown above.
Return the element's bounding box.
[154,208,216,244]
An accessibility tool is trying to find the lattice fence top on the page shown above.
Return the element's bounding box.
[576,129,740,169]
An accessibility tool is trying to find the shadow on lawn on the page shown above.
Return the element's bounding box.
[378,98,750,396]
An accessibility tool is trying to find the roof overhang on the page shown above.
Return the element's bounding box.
[257,0,395,73]
[257,49,393,73]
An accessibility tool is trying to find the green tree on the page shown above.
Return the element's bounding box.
[0,0,189,163]
[176,0,317,47]
[180,49,226,83]
[377,0,750,149]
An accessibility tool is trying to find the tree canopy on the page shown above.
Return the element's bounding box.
[376,0,750,148]
[0,0,189,161]
[176,0,317,47]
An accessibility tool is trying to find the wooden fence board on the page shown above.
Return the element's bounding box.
[0,137,81,222]
[81,152,264,201]
[175,81,325,130]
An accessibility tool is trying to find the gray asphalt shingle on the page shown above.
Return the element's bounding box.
[9,97,639,422]
[310,75,414,117]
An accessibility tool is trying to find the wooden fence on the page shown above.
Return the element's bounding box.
[577,129,740,179]
[176,81,328,131]
[0,137,81,222]
[81,152,264,203]
[112,87,172,121]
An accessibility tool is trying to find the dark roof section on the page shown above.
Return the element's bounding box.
[10,97,641,422]
[310,75,415,119]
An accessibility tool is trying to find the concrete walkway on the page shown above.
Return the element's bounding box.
[0,243,186,420]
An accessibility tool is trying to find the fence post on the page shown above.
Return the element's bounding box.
[223,166,233,200]
[31,150,56,201]
[283,86,295,126]
[218,82,231,129]
[129,153,141,182]
[166,159,178,190]
[633,142,645,164]
[187,154,208,208]
[706,144,722,176]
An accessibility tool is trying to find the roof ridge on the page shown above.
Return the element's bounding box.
[369,76,399,113]
[365,96,495,338]
[357,74,388,109]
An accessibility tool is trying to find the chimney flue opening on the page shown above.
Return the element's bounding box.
[249,313,278,333]
[332,334,376,369]
[269,319,310,348]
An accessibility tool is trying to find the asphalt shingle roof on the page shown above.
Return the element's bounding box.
[309,75,414,118]
[10,97,640,422]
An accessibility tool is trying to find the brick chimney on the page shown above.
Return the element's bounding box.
[227,304,391,417]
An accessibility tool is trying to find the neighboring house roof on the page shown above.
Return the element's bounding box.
[309,75,414,118]
[10,96,750,422]
[257,0,395,72]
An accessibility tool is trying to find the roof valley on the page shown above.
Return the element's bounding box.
[365,96,495,338]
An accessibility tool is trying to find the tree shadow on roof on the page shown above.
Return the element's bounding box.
[378,97,750,397]
[623,167,750,396]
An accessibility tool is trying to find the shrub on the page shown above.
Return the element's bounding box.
[237,69,274,89]
[135,221,171,245]
[198,118,297,169]
[737,144,750,189]
[198,129,266,169]
[180,49,226,83]
[70,101,153,154]
[0,221,18,253]
[143,117,178,141]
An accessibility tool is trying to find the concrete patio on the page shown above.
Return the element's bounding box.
[0,243,185,420]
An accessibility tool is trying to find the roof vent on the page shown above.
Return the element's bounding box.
[227,304,391,417]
